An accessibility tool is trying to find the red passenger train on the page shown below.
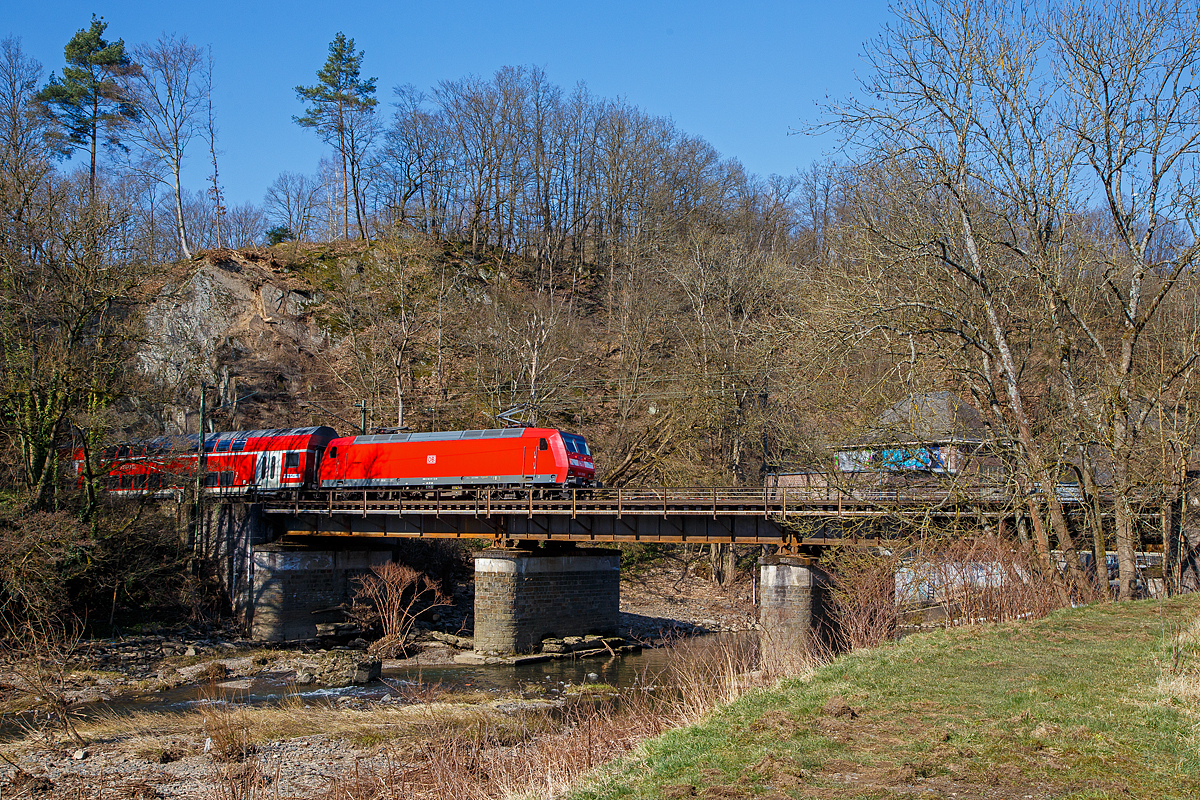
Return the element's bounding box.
[82,425,595,497]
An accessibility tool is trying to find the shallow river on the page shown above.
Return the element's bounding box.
[83,641,711,722]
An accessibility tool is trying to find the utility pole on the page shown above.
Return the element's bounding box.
[193,383,207,552]
[354,400,368,434]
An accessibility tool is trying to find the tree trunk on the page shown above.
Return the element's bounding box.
[708,543,736,587]
[172,164,191,259]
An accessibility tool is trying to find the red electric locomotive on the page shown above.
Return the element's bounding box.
[318,427,596,490]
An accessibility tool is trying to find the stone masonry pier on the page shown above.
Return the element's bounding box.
[250,547,392,641]
[758,555,832,653]
[472,548,621,655]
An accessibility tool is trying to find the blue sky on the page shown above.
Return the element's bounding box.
[6,1,893,207]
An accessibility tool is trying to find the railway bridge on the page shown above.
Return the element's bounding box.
[214,485,1013,654]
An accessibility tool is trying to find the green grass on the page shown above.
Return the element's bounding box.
[572,595,1200,800]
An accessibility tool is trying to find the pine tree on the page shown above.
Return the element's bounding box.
[37,15,139,200]
[294,33,377,239]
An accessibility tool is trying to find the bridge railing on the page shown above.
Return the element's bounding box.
[262,484,1014,518]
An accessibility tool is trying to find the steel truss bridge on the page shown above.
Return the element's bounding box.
[260,485,1025,548]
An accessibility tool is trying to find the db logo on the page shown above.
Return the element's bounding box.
[426,455,436,464]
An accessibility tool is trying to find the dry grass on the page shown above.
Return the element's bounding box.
[303,635,819,800]
[63,696,551,758]
[1157,610,1200,704]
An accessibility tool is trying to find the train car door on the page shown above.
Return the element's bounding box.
[259,452,283,490]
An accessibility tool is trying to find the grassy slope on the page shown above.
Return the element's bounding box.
[574,596,1200,800]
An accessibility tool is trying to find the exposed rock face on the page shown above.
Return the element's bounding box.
[138,251,330,431]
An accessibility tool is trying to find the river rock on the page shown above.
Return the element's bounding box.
[429,631,473,649]
[352,661,381,684]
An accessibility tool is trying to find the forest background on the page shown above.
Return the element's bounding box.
[2,0,1199,636]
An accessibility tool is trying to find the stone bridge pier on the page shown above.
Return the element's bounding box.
[758,555,833,655]
[472,547,621,655]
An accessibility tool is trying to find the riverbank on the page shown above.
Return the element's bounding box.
[570,594,1200,800]
[0,566,759,797]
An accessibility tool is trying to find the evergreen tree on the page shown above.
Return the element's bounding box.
[294,33,377,239]
[37,15,138,199]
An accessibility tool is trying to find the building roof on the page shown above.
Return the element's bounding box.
[841,392,989,448]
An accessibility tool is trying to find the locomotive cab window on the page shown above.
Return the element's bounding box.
[285,452,300,470]
[538,438,548,451]
[328,447,337,459]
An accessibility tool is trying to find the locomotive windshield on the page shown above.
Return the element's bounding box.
[562,433,591,456]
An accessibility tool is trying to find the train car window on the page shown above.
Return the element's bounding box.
[539,438,548,451]
[117,446,130,458]
[106,476,119,490]
[134,474,146,488]
[231,440,246,452]
[285,452,300,469]
[204,441,215,452]
[219,470,234,487]
[563,438,577,453]
[216,440,231,453]
[118,476,131,489]
[329,447,338,459]
[204,472,218,487]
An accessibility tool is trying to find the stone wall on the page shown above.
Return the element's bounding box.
[758,555,831,652]
[250,547,392,641]
[200,502,272,624]
[473,548,620,655]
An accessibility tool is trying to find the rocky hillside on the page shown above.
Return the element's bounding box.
[128,235,850,486]
[138,247,331,435]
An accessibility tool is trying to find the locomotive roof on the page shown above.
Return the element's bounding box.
[352,427,537,444]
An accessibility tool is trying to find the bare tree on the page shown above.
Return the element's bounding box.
[123,34,208,259]
[1048,0,1200,598]
[829,0,1089,601]
[0,38,55,234]
[203,45,224,248]
[264,170,319,241]
[222,201,265,247]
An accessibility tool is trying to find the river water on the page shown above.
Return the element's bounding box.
[71,640,713,724]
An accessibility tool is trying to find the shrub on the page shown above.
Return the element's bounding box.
[353,562,450,657]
